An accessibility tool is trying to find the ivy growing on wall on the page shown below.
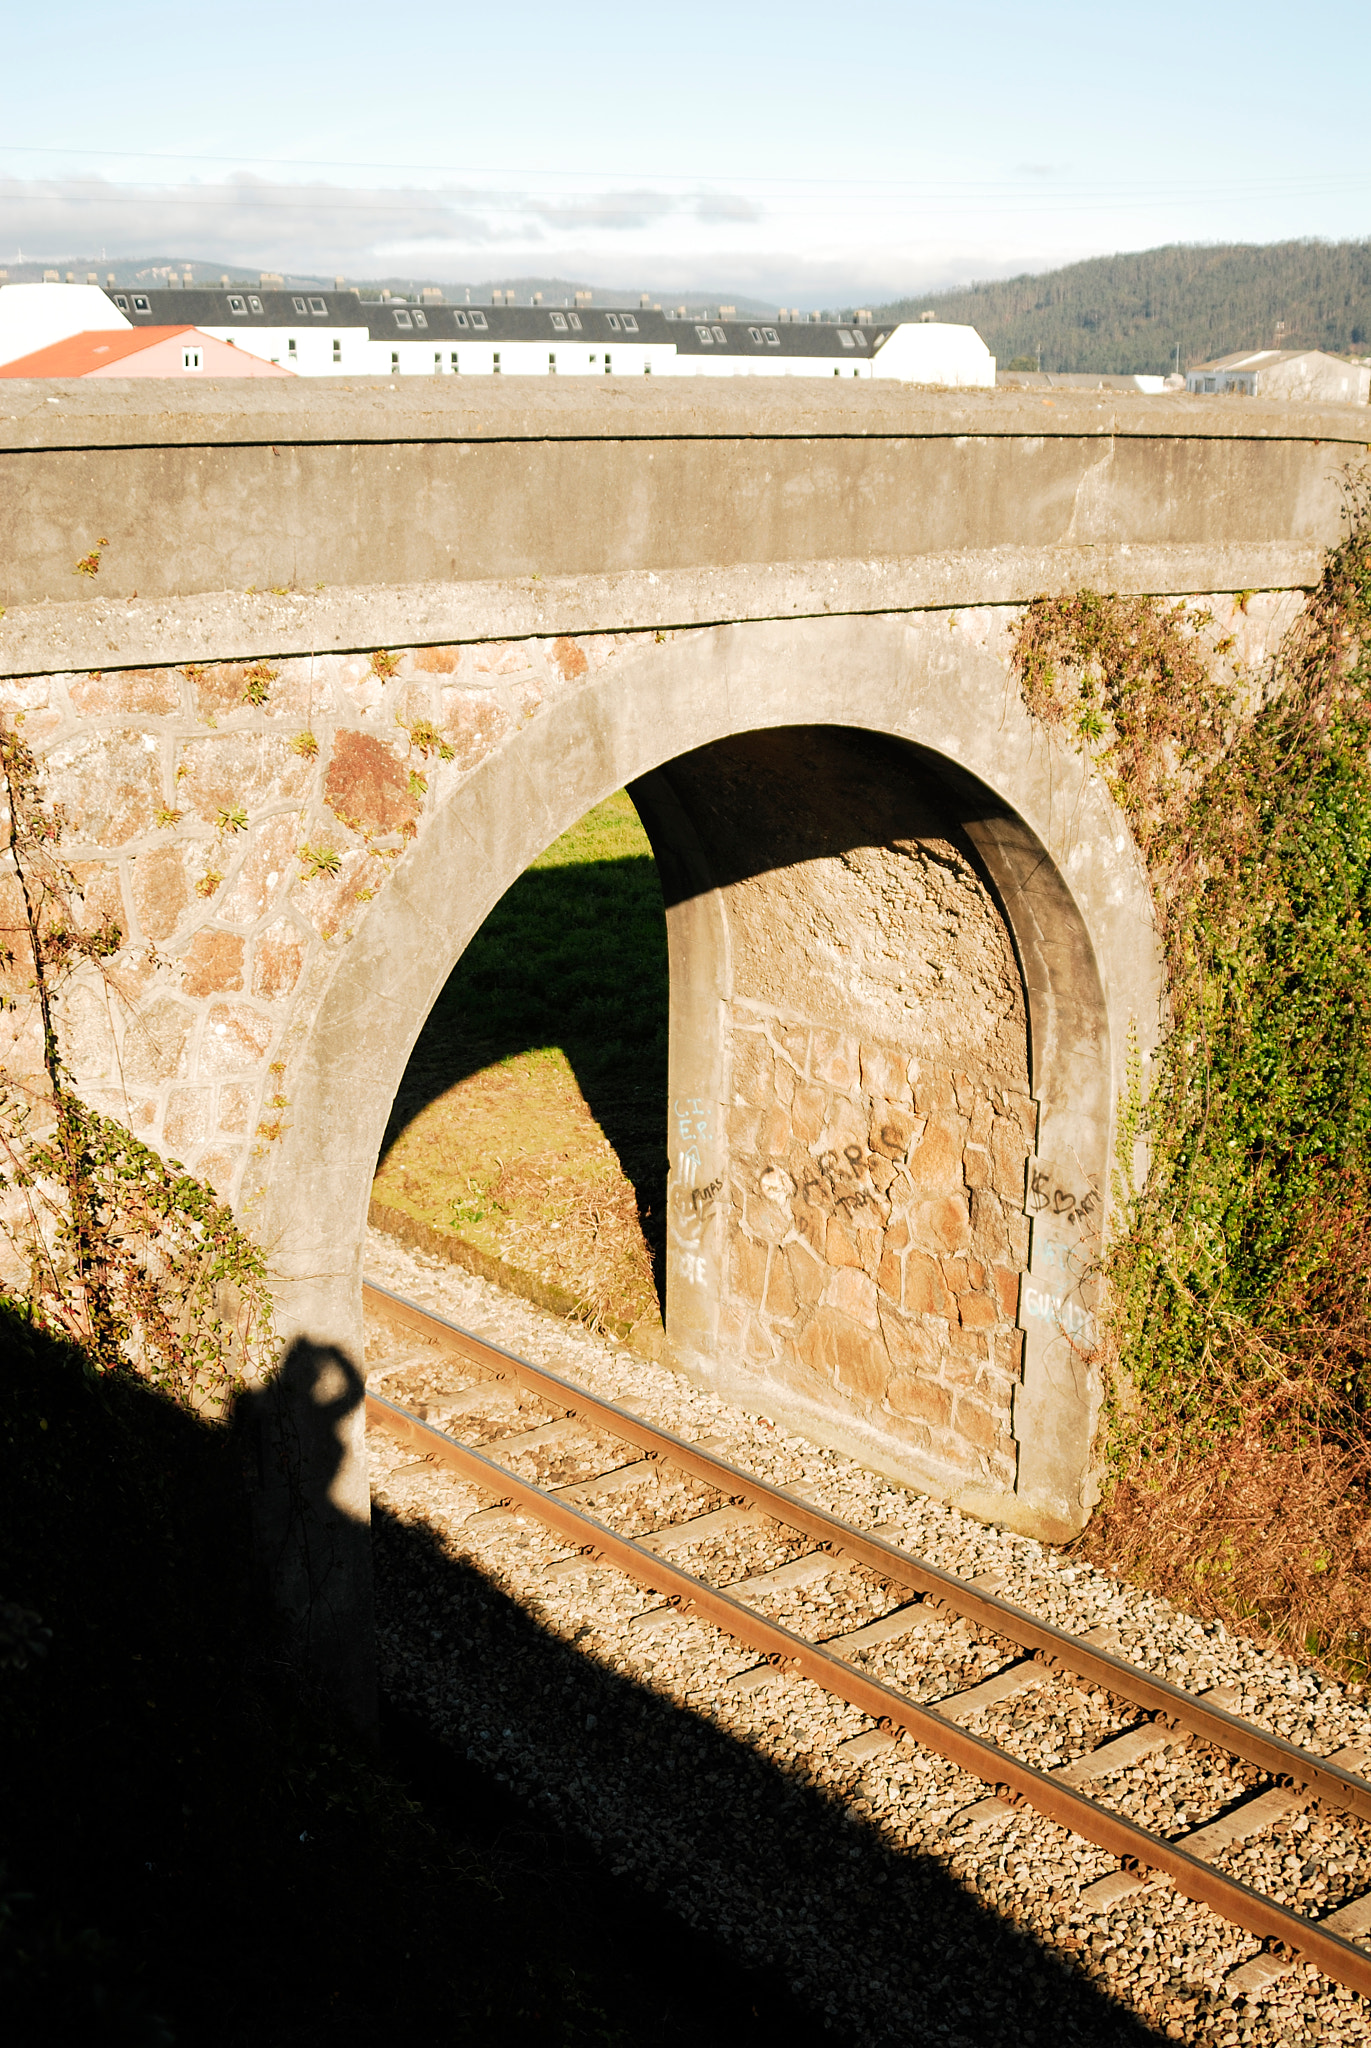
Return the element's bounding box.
[1012,489,1371,1666]
[0,714,274,1409]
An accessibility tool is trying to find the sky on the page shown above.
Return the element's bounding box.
[4,0,1370,304]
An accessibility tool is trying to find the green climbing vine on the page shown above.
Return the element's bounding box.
[1011,483,1371,1666]
[0,713,274,1411]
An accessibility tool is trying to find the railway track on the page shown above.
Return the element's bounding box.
[364,1276,1371,2012]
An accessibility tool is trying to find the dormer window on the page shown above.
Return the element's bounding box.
[711,326,726,343]
[567,312,582,331]
[748,326,763,343]
[454,311,469,329]
[839,330,855,347]
[227,294,247,315]
[113,293,130,310]
[393,308,413,328]
[132,294,150,313]
[308,296,327,314]
[248,296,264,314]
[414,310,428,328]
[763,327,779,345]
[606,313,621,331]
[292,297,308,314]
[469,311,488,329]
[621,313,638,332]
[852,329,867,347]
[696,325,713,343]
[550,311,567,331]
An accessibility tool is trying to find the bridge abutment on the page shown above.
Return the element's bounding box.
[2,379,1357,1704]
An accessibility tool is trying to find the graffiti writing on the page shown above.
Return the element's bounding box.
[677,1252,708,1287]
[799,1145,884,1223]
[1023,1283,1096,1347]
[668,1171,722,1252]
[674,1096,709,1146]
[1027,1165,1099,1229]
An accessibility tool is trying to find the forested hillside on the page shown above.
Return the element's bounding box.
[875,240,1371,374]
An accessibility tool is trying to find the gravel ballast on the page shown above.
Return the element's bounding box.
[365,1226,1371,2047]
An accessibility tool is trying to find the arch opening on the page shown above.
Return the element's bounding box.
[261,613,1149,1557]
[372,789,670,1341]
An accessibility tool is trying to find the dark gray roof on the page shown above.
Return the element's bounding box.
[101,289,892,357]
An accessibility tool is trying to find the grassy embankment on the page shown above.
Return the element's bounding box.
[1013,529,1371,1677]
[371,790,669,1341]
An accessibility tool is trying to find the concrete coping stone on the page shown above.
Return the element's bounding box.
[2,378,1369,451]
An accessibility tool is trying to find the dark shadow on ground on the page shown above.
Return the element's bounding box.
[376,1500,1168,2048]
[377,852,670,1293]
[0,1301,835,2046]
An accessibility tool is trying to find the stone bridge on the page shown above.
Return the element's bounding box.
[1,378,1363,1690]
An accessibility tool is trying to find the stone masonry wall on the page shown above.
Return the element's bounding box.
[0,631,616,1221]
[722,1011,1035,1497]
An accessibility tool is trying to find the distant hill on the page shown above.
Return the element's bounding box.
[874,241,1371,375]
[0,256,771,315]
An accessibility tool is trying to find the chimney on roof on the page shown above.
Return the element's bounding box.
[919,309,936,323]
[65,271,75,284]
[575,289,592,305]
[335,275,346,289]
[532,291,542,305]
[260,272,283,287]
[856,309,872,323]
[421,286,444,303]
[44,270,58,282]
[220,273,230,286]
[86,271,97,285]
[640,293,652,308]
[719,305,736,319]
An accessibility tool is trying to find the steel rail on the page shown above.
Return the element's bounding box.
[367,1381,1371,1999]
[364,1280,1371,1826]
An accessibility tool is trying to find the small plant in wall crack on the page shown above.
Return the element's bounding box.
[241,662,278,708]
[298,842,342,880]
[400,716,455,763]
[73,538,109,578]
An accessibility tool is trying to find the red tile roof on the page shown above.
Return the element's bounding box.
[0,327,196,377]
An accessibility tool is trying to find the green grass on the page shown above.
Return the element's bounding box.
[376,791,671,1324]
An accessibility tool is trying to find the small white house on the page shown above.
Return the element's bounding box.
[1187,348,1369,405]
[869,321,996,388]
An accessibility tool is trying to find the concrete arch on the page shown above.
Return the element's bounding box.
[253,607,1161,1548]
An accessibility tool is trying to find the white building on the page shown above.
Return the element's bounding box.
[0,281,131,366]
[1186,348,1369,405]
[0,282,995,386]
